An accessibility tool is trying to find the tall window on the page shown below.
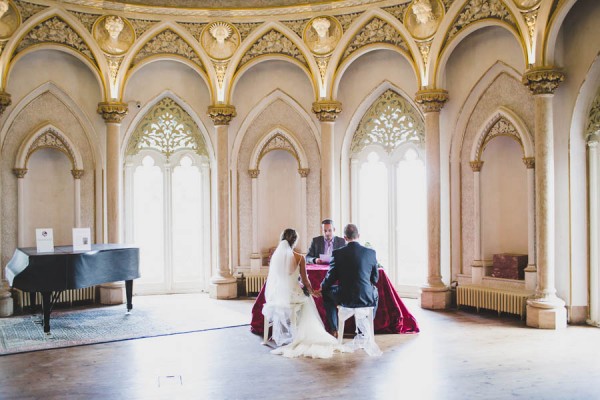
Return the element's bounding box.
[125,97,211,294]
[350,90,426,296]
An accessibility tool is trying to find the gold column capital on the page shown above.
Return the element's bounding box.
[298,168,310,177]
[71,169,85,179]
[312,100,342,122]
[523,157,535,169]
[12,168,27,178]
[469,160,484,172]
[0,91,12,117]
[208,104,236,126]
[522,67,565,95]
[97,102,128,123]
[415,89,449,113]
[248,169,260,178]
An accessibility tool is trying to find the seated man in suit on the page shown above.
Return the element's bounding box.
[319,223,379,337]
[306,219,346,265]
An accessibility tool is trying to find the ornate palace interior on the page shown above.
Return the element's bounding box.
[0,0,599,333]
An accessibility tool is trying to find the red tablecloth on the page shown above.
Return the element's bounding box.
[251,265,420,335]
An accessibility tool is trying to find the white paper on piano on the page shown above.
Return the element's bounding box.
[319,253,332,263]
[72,227,92,251]
[36,228,54,253]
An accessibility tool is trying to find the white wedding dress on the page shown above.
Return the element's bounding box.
[262,240,347,359]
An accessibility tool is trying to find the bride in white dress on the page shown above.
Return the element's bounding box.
[262,228,346,358]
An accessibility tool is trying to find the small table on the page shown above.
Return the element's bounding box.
[251,264,419,335]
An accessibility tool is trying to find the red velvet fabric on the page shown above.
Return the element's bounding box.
[250,265,420,335]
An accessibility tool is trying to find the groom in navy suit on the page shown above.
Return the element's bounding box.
[319,223,379,337]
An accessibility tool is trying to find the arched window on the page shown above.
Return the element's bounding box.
[125,97,211,294]
[350,90,426,297]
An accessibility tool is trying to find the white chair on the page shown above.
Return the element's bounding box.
[337,306,382,356]
[263,302,303,345]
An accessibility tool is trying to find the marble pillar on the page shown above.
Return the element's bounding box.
[523,157,537,291]
[208,104,237,299]
[0,92,13,317]
[312,100,341,220]
[587,135,600,327]
[249,169,261,273]
[469,160,484,284]
[522,67,567,329]
[415,89,451,309]
[97,101,128,305]
[72,169,84,227]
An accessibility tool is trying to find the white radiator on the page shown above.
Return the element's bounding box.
[14,287,96,309]
[456,285,530,319]
[245,275,267,295]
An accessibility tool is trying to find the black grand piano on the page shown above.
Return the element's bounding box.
[5,244,140,333]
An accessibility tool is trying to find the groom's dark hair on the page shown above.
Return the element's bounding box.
[281,228,298,247]
[344,224,359,240]
[321,218,334,226]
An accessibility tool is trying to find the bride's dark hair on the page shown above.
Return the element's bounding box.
[281,228,298,248]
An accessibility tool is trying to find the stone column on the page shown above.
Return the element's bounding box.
[415,89,451,310]
[208,104,237,299]
[249,169,261,273]
[72,169,84,227]
[312,100,341,220]
[587,135,600,326]
[0,92,12,317]
[523,157,537,291]
[469,160,484,285]
[97,101,128,305]
[522,67,566,329]
[299,168,310,254]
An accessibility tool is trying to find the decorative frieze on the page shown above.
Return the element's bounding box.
[382,3,409,21]
[97,101,128,123]
[129,18,157,38]
[312,100,342,122]
[239,29,307,69]
[282,18,310,38]
[585,89,600,136]
[128,97,207,158]
[16,17,96,62]
[208,104,236,126]
[351,89,424,155]
[235,22,262,41]
[179,22,207,40]
[523,9,538,43]
[474,117,522,160]
[133,29,203,69]
[446,0,517,43]
[334,12,362,32]
[418,40,432,66]
[342,17,409,60]
[0,91,11,116]
[69,10,100,32]
[415,89,448,113]
[522,67,565,95]
[27,128,77,167]
[14,1,46,23]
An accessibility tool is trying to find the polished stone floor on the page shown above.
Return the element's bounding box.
[0,295,598,400]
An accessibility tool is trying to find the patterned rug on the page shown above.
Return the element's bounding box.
[0,294,253,355]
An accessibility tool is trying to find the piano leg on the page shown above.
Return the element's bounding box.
[125,280,133,313]
[41,291,51,334]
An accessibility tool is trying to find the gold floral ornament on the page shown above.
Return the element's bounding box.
[404,0,444,41]
[0,0,20,41]
[201,21,239,61]
[93,15,135,56]
[303,16,342,56]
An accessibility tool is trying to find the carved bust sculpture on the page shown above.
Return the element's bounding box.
[404,0,444,41]
[304,16,341,56]
[202,22,239,60]
[94,15,134,55]
[0,0,19,40]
